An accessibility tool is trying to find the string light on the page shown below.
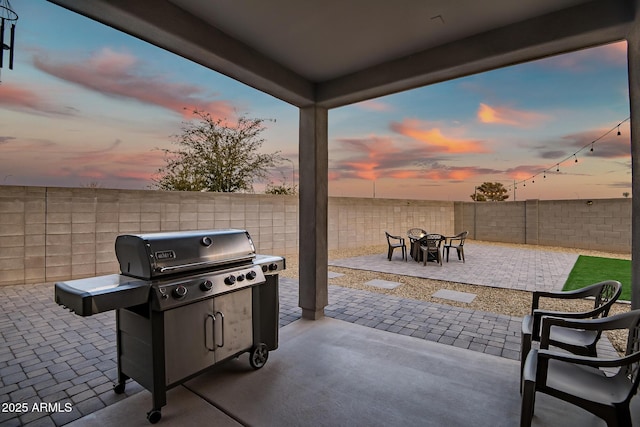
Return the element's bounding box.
[505,117,629,193]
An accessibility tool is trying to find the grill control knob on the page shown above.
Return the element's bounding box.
[224,275,236,286]
[237,274,245,282]
[268,263,279,271]
[173,285,187,299]
[246,270,257,280]
[200,280,213,291]
[261,265,268,272]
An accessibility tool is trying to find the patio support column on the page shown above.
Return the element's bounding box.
[628,20,640,310]
[298,105,329,319]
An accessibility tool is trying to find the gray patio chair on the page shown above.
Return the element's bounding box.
[420,234,445,266]
[385,232,407,261]
[521,309,640,427]
[443,231,468,262]
[520,280,622,384]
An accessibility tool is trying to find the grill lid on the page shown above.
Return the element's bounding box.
[115,229,256,279]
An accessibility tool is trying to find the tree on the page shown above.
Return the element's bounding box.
[470,182,509,201]
[265,172,297,195]
[80,181,103,188]
[265,181,297,195]
[152,110,281,192]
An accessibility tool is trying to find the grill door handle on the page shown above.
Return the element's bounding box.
[215,311,224,348]
[205,313,216,351]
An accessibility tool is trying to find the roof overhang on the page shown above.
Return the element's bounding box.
[47,0,635,108]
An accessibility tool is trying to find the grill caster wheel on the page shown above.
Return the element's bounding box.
[249,343,269,369]
[113,383,125,394]
[147,409,161,424]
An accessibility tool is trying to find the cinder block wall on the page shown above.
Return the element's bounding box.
[454,198,632,253]
[476,201,527,243]
[0,186,455,286]
[2,185,630,286]
[328,197,455,250]
[0,187,298,285]
[536,199,632,251]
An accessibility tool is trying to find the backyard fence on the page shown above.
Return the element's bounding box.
[0,186,631,286]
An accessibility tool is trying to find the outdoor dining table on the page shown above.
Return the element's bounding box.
[408,231,444,263]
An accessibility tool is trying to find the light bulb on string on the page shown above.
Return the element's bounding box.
[494,117,628,196]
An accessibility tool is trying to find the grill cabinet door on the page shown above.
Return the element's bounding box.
[163,287,253,385]
[212,288,253,361]
[164,299,215,385]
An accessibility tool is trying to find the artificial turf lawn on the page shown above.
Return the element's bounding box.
[562,255,631,301]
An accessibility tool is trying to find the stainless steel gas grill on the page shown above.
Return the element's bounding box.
[54,229,284,424]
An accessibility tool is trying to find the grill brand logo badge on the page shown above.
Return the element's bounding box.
[155,250,176,260]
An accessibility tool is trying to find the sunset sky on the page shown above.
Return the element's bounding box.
[0,1,632,201]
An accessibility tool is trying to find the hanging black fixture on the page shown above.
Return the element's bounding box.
[0,0,18,73]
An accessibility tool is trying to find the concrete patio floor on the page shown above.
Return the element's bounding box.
[65,317,639,427]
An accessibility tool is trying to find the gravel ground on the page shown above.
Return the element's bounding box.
[279,240,632,354]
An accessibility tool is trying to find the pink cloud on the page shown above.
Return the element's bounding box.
[335,136,406,180]
[504,164,549,181]
[0,83,71,115]
[33,48,237,120]
[0,134,162,187]
[386,167,476,181]
[47,148,165,185]
[477,103,547,127]
[537,41,627,70]
[0,136,56,152]
[390,118,488,153]
[331,132,499,182]
[356,99,393,112]
[64,145,166,172]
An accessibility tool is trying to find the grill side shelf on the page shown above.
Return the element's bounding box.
[54,274,150,316]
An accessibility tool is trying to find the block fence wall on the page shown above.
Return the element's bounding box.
[454,198,632,253]
[0,186,455,286]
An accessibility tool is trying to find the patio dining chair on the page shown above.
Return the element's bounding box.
[385,232,407,261]
[521,309,640,427]
[420,234,445,266]
[443,231,468,262]
[520,280,622,384]
[407,228,427,261]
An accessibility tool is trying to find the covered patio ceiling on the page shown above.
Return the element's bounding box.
[48,0,634,108]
